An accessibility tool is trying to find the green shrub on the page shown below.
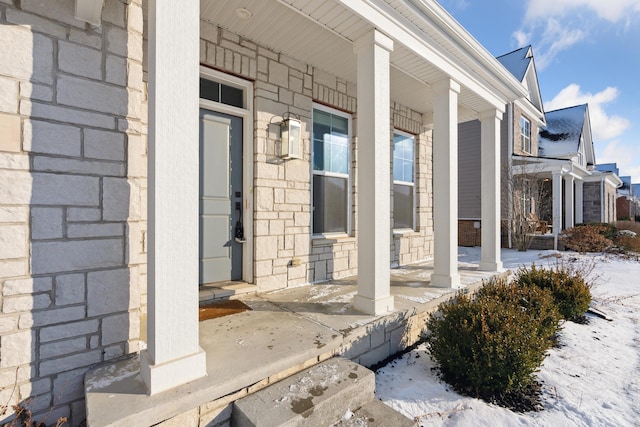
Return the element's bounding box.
[425,278,560,399]
[560,224,613,253]
[514,263,592,321]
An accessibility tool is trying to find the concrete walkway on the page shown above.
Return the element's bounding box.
[85,258,504,426]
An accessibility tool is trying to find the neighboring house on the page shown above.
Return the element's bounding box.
[459,46,621,250]
[458,46,545,246]
[535,105,621,235]
[596,165,635,221]
[0,0,527,425]
[615,176,639,220]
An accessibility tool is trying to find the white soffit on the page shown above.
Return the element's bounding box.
[75,0,105,26]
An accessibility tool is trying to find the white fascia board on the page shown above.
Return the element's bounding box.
[75,0,104,26]
[405,0,528,99]
[584,172,624,187]
[337,0,525,110]
[514,98,545,126]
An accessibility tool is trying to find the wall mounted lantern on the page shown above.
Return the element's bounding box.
[280,114,302,159]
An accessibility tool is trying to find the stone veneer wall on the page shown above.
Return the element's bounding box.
[604,181,617,222]
[584,180,617,223]
[0,0,147,424]
[199,22,434,291]
[583,182,602,223]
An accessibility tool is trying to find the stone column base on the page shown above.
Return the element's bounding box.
[353,294,395,316]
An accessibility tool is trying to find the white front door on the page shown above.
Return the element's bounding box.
[199,109,244,283]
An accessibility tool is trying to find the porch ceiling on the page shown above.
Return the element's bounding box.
[200,0,521,122]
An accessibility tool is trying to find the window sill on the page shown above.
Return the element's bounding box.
[311,233,355,246]
[393,228,417,237]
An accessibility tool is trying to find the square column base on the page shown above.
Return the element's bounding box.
[140,347,207,395]
[353,294,394,316]
[479,261,503,272]
[430,273,461,289]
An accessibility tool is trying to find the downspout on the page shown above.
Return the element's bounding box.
[507,103,513,248]
[600,178,605,222]
[553,163,573,251]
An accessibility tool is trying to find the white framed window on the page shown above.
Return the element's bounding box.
[312,104,351,235]
[393,130,415,230]
[520,116,531,153]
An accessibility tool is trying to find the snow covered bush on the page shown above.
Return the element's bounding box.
[613,221,640,253]
[559,224,614,253]
[424,277,560,400]
[514,263,591,321]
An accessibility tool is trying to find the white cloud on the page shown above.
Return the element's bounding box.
[533,19,585,69]
[525,0,640,23]
[513,30,531,47]
[545,84,631,141]
[599,140,640,179]
[515,0,640,69]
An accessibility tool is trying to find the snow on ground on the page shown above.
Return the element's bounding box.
[376,248,640,426]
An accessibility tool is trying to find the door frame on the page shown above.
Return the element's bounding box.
[199,66,254,283]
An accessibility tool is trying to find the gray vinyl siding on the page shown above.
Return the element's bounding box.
[500,114,509,220]
[458,120,482,219]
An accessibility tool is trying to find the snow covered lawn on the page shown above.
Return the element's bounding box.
[376,248,640,426]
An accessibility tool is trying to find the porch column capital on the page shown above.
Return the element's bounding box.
[353,28,394,54]
[479,108,503,121]
[431,77,460,95]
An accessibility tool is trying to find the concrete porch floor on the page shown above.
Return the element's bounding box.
[85,258,505,426]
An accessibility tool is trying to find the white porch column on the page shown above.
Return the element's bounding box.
[479,109,503,272]
[431,78,461,288]
[565,175,575,229]
[353,29,395,315]
[575,180,584,224]
[552,172,563,250]
[140,0,206,394]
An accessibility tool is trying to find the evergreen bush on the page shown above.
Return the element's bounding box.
[514,263,592,321]
[425,278,561,399]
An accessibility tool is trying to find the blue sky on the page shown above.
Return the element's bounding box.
[437,0,640,181]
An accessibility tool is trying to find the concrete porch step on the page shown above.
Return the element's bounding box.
[332,399,416,427]
[199,281,255,304]
[232,357,375,427]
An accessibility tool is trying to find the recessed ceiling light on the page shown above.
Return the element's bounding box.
[235,8,252,20]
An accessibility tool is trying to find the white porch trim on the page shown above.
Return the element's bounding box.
[575,179,584,224]
[431,78,461,288]
[353,29,395,315]
[552,172,563,250]
[479,108,503,272]
[141,0,206,395]
[564,175,575,229]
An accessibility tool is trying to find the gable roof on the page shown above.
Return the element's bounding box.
[596,163,619,175]
[496,45,544,120]
[619,176,632,195]
[538,104,595,165]
[497,46,531,81]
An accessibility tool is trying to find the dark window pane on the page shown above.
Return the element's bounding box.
[394,184,413,229]
[313,138,325,171]
[200,79,220,103]
[313,175,348,233]
[221,84,243,108]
